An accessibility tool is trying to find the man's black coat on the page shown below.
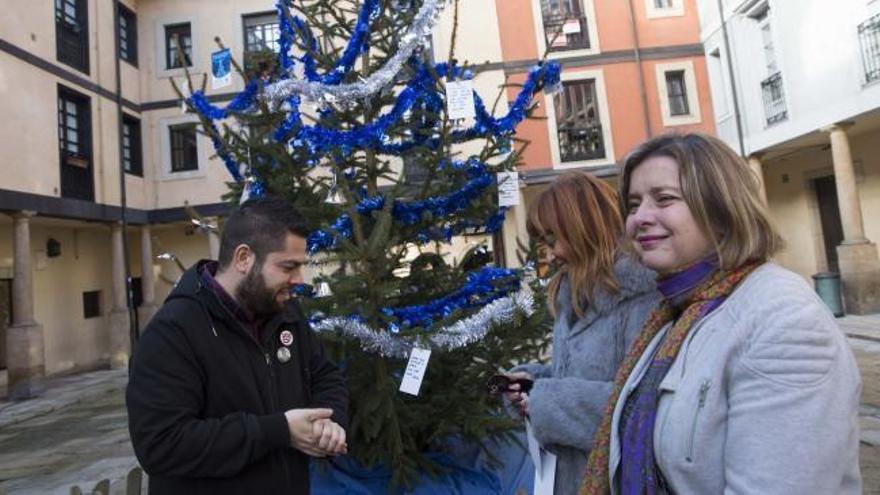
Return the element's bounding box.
[126,261,348,494]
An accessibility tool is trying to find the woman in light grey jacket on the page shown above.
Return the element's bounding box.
[580,133,861,494]
[503,172,660,495]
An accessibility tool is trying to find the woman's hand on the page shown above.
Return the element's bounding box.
[503,371,533,417]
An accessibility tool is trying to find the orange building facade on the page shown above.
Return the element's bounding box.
[493,0,716,179]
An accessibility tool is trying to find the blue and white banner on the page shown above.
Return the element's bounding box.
[211,48,232,89]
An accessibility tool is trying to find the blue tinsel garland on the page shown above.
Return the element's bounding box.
[381,266,520,329]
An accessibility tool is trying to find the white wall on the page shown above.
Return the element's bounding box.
[698,0,880,153]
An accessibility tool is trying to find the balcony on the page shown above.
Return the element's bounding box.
[760,72,787,126]
[558,123,605,162]
[542,15,591,52]
[859,13,880,85]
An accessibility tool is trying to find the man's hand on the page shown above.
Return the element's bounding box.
[312,418,348,456]
[284,408,334,457]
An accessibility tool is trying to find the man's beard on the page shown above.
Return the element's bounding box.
[236,264,283,318]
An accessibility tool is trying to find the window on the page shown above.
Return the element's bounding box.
[122,116,142,176]
[665,70,689,116]
[169,124,198,172]
[751,7,787,125]
[83,290,101,319]
[645,0,683,18]
[165,23,192,69]
[540,0,591,52]
[58,86,94,201]
[858,13,880,84]
[708,48,730,116]
[55,0,89,73]
[243,13,280,53]
[761,22,778,75]
[655,61,701,126]
[553,80,606,162]
[118,3,137,65]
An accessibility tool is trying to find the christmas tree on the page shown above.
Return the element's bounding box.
[177,0,561,486]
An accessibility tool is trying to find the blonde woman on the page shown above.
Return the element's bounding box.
[581,133,861,494]
[504,171,660,495]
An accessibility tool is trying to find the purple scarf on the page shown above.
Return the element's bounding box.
[617,260,721,494]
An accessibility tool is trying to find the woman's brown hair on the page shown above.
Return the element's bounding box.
[620,133,783,269]
[527,172,623,318]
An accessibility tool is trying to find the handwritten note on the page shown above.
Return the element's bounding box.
[399,347,431,396]
[445,79,476,120]
[497,171,520,207]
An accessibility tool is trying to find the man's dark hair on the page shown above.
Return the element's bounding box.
[217,196,309,267]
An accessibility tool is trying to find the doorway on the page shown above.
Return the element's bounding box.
[0,279,11,370]
[813,175,844,273]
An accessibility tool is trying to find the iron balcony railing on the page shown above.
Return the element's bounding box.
[761,72,787,126]
[558,123,605,162]
[543,15,591,52]
[858,13,880,85]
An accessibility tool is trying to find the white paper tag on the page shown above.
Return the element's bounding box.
[526,419,557,495]
[445,79,476,120]
[179,78,191,113]
[211,48,232,90]
[399,347,431,396]
[497,171,520,207]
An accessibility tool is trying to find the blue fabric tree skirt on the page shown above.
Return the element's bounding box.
[311,431,535,494]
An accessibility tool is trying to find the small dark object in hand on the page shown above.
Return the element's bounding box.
[487,374,534,396]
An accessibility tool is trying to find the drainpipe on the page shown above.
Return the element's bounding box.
[717,0,746,156]
[626,0,653,140]
[113,0,138,350]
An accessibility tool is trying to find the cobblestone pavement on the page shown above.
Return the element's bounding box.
[1,314,879,494]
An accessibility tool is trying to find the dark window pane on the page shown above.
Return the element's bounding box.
[122,117,142,176]
[118,4,137,65]
[165,23,192,69]
[170,124,198,172]
[665,70,690,116]
[55,0,89,72]
[553,80,605,162]
[83,290,101,319]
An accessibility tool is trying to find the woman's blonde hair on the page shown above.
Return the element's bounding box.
[620,133,783,269]
[527,172,623,318]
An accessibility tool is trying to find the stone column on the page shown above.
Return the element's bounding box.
[108,224,130,368]
[823,123,880,314]
[206,217,221,260]
[747,153,768,206]
[7,211,45,400]
[137,225,158,330]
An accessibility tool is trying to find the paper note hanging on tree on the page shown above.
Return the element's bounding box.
[526,419,557,494]
[179,77,191,113]
[399,347,431,396]
[211,48,232,89]
[445,79,476,120]
[497,171,520,207]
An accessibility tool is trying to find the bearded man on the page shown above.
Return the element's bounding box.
[126,196,348,494]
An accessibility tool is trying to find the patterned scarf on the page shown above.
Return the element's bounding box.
[579,260,758,495]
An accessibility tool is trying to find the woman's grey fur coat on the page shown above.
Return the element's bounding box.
[509,256,659,495]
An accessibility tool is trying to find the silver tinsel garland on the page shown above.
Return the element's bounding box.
[264,0,446,106]
[311,285,535,358]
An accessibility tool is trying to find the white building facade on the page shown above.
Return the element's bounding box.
[697,0,880,314]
